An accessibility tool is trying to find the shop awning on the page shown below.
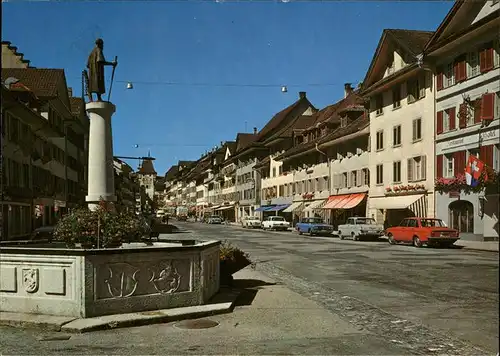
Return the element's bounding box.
[323,193,366,209]
[369,194,424,210]
[209,205,221,210]
[267,204,290,212]
[216,205,234,211]
[304,199,327,211]
[255,205,274,212]
[282,202,303,213]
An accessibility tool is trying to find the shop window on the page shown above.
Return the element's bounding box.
[448,200,474,233]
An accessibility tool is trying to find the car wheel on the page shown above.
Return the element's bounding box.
[298,229,303,235]
[338,231,344,240]
[387,233,396,245]
[413,236,423,248]
[308,230,314,236]
[352,232,359,241]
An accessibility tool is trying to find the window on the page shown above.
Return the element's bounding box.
[449,200,474,233]
[375,95,383,115]
[363,168,370,186]
[412,118,422,142]
[407,75,426,103]
[376,130,384,151]
[392,85,401,109]
[445,62,454,87]
[272,167,276,177]
[407,155,427,182]
[376,164,383,185]
[393,125,401,146]
[342,173,348,188]
[340,116,348,128]
[393,161,401,183]
[351,171,357,187]
[278,165,283,175]
[444,155,454,178]
[467,51,479,77]
[493,144,500,171]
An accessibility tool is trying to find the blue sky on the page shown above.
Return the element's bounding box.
[3,1,452,175]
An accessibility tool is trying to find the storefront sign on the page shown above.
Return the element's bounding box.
[448,191,460,198]
[438,127,500,153]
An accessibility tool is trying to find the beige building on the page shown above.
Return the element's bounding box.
[361,29,436,227]
[1,42,89,239]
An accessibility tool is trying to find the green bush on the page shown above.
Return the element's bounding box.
[54,203,150,248]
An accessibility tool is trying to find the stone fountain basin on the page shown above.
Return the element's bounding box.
[0,240,220,318]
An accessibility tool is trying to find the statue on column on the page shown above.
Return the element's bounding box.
[84,38,117,102]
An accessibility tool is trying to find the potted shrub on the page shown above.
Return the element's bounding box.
[53,202,149,249]
[219,240,252,286]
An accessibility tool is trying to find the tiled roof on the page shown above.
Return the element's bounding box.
[138,159,157,175]
[235,133,258,152]
[1,68,66,98]
[225,141,237,154]
[69,97,84,116]
[257,96,314,141]
[165,165,179,181]
[319,114,369,145]
[385,29,434,57]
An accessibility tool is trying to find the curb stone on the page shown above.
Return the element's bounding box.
[0,288,241,333]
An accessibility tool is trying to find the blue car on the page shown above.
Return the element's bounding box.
[296,217,334,236]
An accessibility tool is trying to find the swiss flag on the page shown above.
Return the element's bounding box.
[465,155,484,187]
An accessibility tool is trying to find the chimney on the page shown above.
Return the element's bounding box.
[253,127,258,135]
[299,91,306,99]
[344,83,352,98]
[68,87,73,97]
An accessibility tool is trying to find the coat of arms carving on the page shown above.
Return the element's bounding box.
[22,268,39,293]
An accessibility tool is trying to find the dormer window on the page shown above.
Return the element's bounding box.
[340,116,348,128]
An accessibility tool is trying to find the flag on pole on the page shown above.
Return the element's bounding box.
[465,155,484,187]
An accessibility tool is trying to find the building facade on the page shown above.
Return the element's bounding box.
[425,0,500,241]
[361,29,436,227]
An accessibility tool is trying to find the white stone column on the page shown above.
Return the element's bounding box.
[85,101,117,210]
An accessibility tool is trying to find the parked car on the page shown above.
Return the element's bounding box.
[30,226,55,242]
[337,217,385,241]
[241,216,261,228]
[262,216,290,231]
[207,215,222,224]
[296,217,333,236]
[385,217,459,248]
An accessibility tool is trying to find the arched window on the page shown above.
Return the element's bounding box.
[448,200,474,233]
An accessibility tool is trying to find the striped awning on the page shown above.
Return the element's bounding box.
[282,202,303,213]
[303,199,327,211]
[323,193,366,210]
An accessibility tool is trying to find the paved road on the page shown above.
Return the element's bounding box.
[182,221,499,354]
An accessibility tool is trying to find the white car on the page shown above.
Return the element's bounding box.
[207,215,222,224]
[337,217,384,241]
[241,216,261,228]
[262,216,290,231]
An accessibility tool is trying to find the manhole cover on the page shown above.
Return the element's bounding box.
[174,319,219,329]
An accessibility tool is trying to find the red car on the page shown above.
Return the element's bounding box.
[385,217,459,248]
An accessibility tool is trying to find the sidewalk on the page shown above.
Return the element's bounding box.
[455,240,499,252]
[0,267,413,355]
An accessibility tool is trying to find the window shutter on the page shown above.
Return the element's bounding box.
[448,107,456,130]
[453,61,459,81]
[436,155,443,178]
[436,71,444,91]
[347,173,352,188]
[480,47,494,73]
[481,93,495,121]
[458,60,467,82]
[474,99,482,123]
[480,145,494,168]
[421,155,427,180]
[453,151,466,176]
[356,170,362,187]
[458,104,468,128]
[437,111,444,134]
[407,158,413,182]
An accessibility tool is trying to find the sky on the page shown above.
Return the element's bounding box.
[2,0,453,175]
